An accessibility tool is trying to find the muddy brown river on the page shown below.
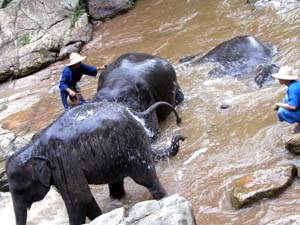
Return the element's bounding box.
[1,0,300,224]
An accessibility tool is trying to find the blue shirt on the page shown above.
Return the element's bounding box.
[59,63,97,92]
[286,80,300,109]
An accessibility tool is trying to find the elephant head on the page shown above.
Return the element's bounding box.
[6,156,53,225]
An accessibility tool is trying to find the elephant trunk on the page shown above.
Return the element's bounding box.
[135,101,182,125]
[13,202,27,225]
[152,134,186,162]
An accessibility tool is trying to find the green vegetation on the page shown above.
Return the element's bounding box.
[71,6,85,28]
[21,32,30,46]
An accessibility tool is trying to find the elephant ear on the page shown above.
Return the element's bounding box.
[32,158,52,188]
[135,82,153,106]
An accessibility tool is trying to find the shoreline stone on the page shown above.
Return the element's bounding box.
[230,164,297,209]
[86,195,197,225]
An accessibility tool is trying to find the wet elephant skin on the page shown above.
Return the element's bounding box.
[94,52,184,136]
[5,101,184,225]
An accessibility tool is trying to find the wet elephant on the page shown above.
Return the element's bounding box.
[179,35,279,87]
[94,52,184,137]
[6,101,185,225]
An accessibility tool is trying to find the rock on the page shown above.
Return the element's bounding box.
[0,0,92,82]
[86,195,196,225]
[88,207,125,225]
[0,168,8,192]
[58,42,84,60]
[230,165,297,209]
[264,214,300,225]
[220,99,233,109]
[88,0,135,21]
[0,0,12,8]
[0,125,30,161]
[284,134,300,155]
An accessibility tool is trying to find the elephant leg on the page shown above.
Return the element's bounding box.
[63,201,88,225]
[62,187,101,225]
[108,180,126,199]
[175,85,184,105]
[86,196,102,221]
[131,167,166,199]
[55,167,101,225]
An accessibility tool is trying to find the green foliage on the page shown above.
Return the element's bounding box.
[71,6,85,28]
[21,33,30,46]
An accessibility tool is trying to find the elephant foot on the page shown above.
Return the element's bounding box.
[109,181,126,200]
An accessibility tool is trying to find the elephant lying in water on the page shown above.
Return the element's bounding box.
[94,53,184,137]
[6,101,185,225]
[179,35,279,87]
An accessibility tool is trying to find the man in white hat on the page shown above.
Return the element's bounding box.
[59,52,107,110]
[272,66,300,133]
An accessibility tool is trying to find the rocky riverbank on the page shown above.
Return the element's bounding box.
[0,0,136,82]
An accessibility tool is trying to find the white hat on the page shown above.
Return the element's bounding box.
[67,52,86,66]
[272,66,298,80]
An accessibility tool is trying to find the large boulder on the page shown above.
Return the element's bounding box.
[0,0,93,82]
[86,195,197,225]
[88,0,135,20]
[230,165,297,209]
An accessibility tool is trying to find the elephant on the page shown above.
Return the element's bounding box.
[179,35,279,87]
[6,101,185,225]
[93,52,184,138]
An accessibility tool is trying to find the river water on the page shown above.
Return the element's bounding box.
[1,0,300,224]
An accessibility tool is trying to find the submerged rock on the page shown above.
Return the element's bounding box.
[86,195,196,225]
[230,165,297,209]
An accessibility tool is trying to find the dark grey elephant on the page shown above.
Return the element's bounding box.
[94,52,184,138]
[6,101,185,225]
[179,35,279,87]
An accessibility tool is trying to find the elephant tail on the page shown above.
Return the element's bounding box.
[135,101,182,125]
[152,135,186,162]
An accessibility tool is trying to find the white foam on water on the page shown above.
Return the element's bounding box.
[183,147,208,166]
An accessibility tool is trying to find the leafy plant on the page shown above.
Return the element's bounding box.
[71,6,85,28]
[21,33,30,46]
